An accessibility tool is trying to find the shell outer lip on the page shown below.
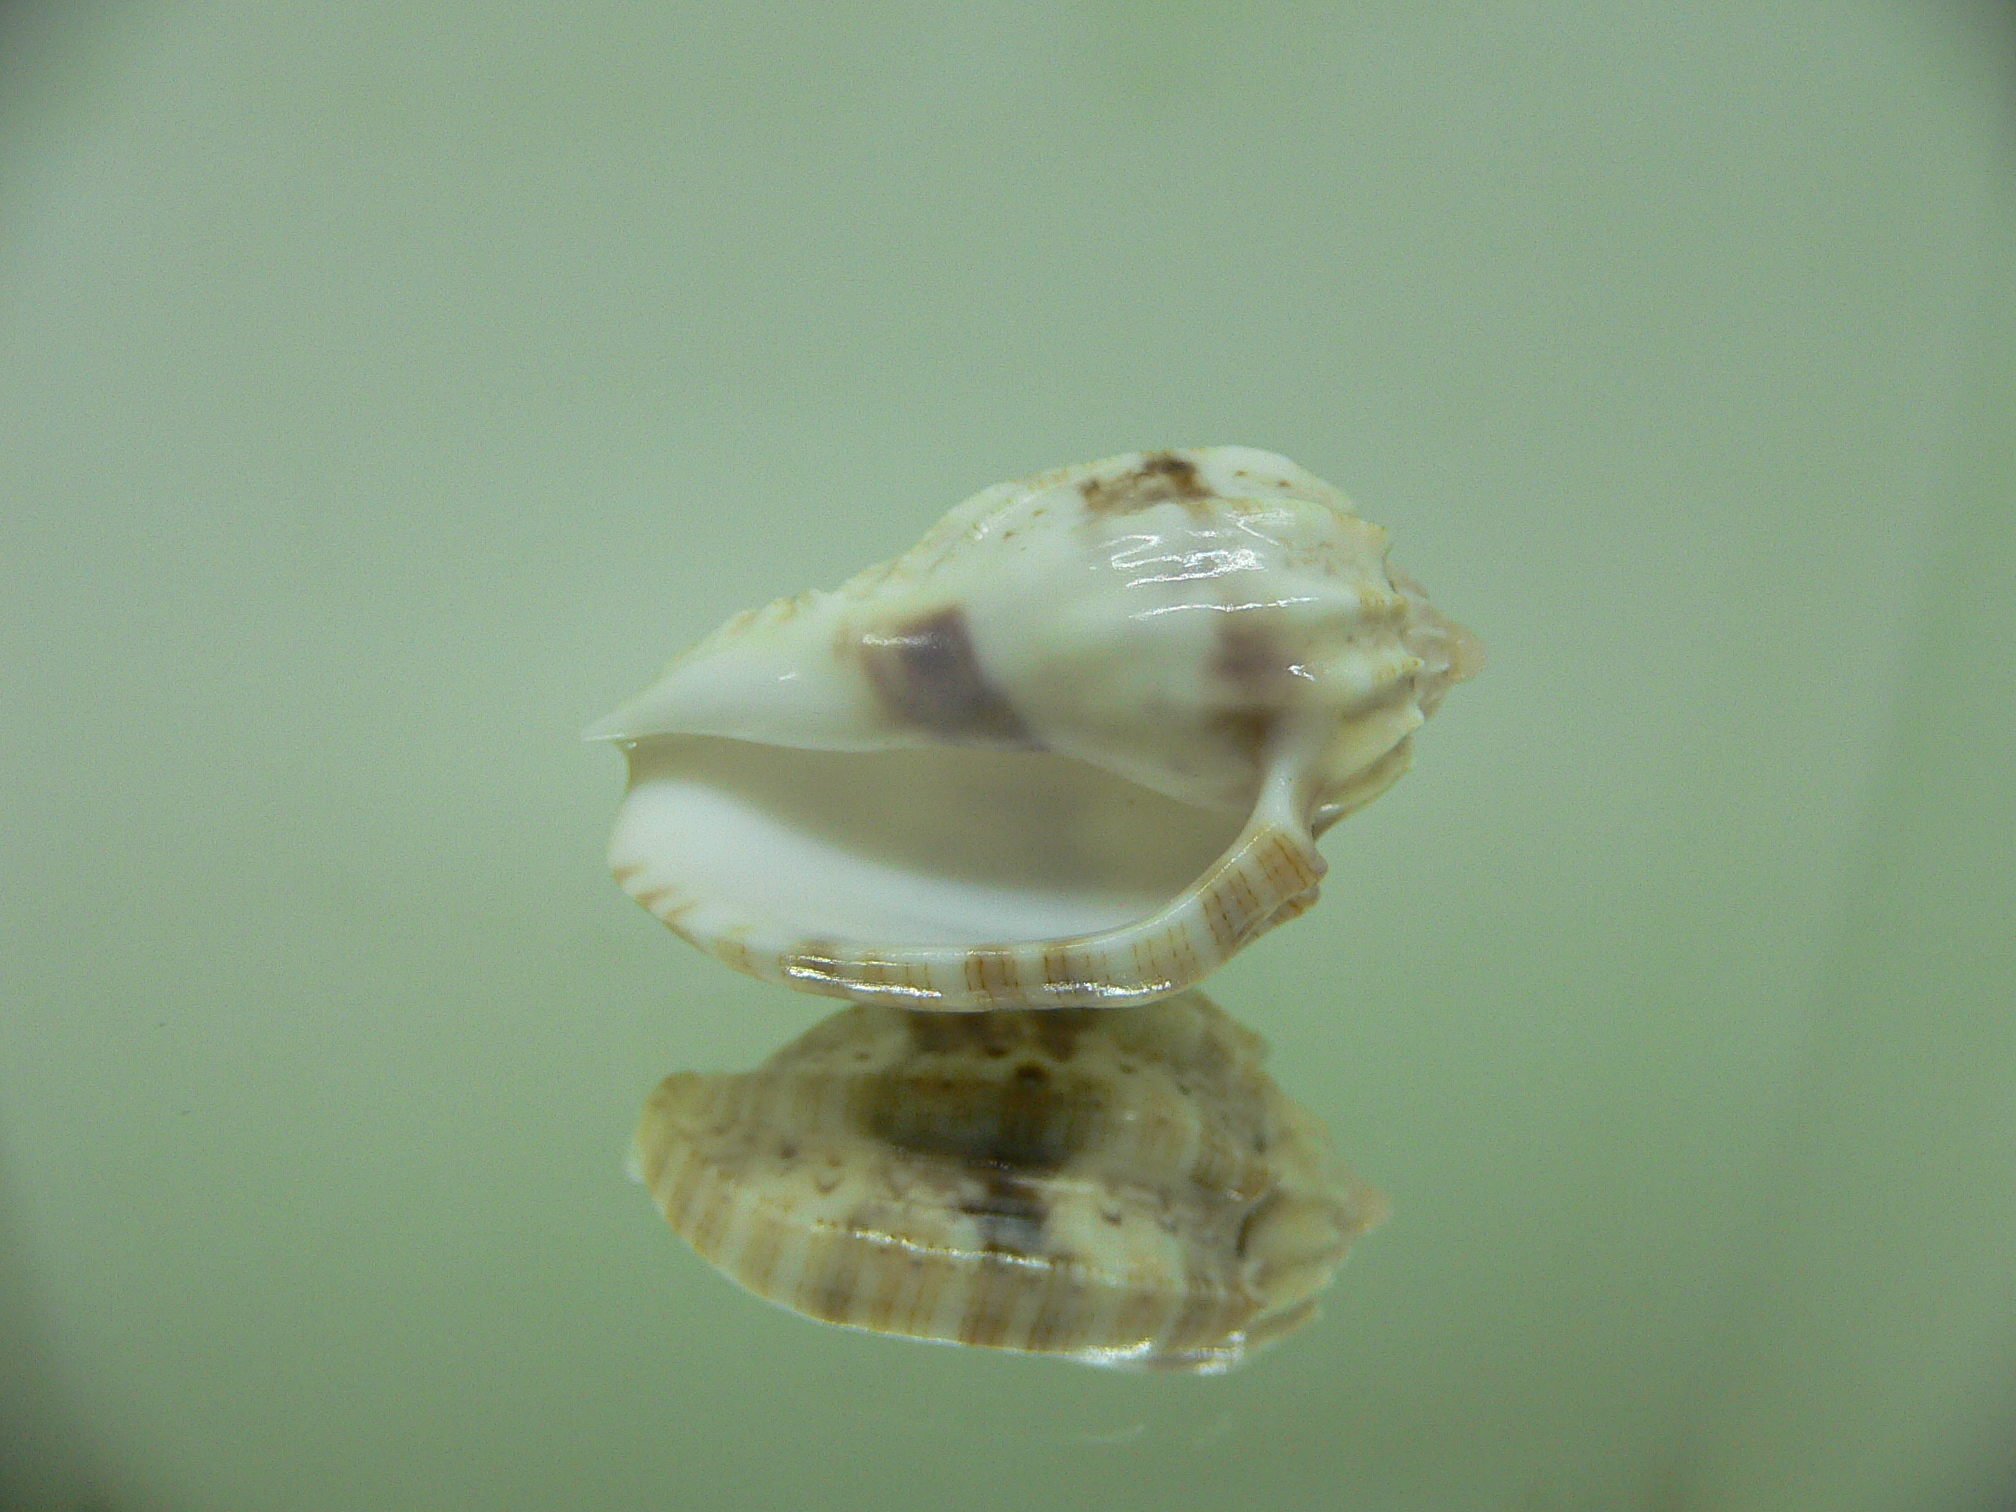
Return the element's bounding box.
[617,804,1327,1012]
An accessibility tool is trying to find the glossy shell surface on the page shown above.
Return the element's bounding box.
[629,990,1386,1371]
[592,447,1480,1009]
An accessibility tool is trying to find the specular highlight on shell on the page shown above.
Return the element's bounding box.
[628,990,1386,1371]
[591,446,1480,1010]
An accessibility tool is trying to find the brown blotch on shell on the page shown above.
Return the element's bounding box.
[907,1010,1018,1057]
[958,1173,1051,1256]
[857,606,1035,746]
[1035,1011,1092,1063]
[1203,620,1310,765]
[631,990,1386,1371]
[1078,451,1216,513]
[1212,618,1301,701]
[855,1063,1101,1175]
[1208,708,1279,763]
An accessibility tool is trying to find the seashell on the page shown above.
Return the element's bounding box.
[629,990,1386,1372]
[591,447,1480,1009]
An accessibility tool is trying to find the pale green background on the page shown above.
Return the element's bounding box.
[2,3,2012,1510]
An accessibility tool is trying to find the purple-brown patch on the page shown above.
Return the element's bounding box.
[858,605,1034,746]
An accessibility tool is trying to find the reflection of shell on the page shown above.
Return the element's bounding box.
[591,447,1480,1009]
[629,990,1386,1371]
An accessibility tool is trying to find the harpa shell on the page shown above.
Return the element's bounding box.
[590,447,1479,1009]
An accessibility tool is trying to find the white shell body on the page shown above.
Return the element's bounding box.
[591,447,1479,1010]
[629,991,1386,1371]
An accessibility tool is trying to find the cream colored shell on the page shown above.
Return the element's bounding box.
[629,990,1385,1371]
[591,447,1480,1010]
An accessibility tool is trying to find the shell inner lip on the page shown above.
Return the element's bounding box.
[614,733,1252,947]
